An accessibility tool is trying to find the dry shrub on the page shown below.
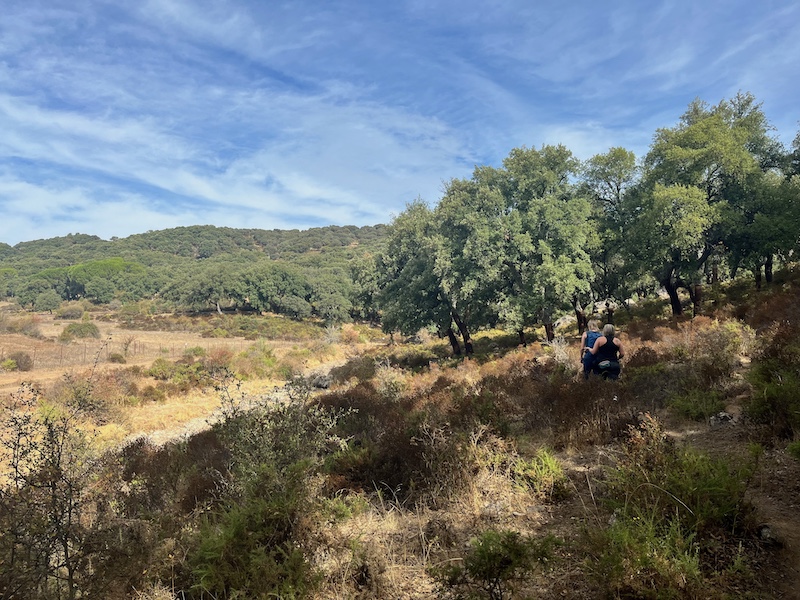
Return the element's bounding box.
[339,323,362,344]
[747,283,800,330]
[0,313,43,337]
[329,355,377,384]
[201,347,235,373]
[56,302,86,320]
[6,350,34,371]
[89,368,142,407]
[623,345,662,368]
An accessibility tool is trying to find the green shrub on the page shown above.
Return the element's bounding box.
[669,389,726,421]
[7,351,33,371]
[108,352,126,364]
[182,346,206,360]
[59,321,101,341]
[788,441,800,461]
[189,482,319,599]
[511,448,569,501]
[147,358,176,381]
[431,529,557,600]
[233,340,278,379]
[56,302,85,320]
[745,320,800,438]
[590,414,757,597]
[588,516,703,598]
[1,358,18,372]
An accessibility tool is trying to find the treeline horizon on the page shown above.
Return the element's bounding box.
[1,92,799,345]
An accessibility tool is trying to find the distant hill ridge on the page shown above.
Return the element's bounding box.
[0,224,388,266]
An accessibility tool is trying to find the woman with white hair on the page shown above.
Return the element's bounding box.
[589,323,624,380]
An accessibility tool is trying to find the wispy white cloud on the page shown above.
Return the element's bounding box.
[0,0,798,245]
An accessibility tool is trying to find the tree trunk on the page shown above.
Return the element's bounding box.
[690,283,703,316]
[452,311,474,355]
[572,296,588,334]
[661,273,683,316]
[216,301,223,315]
[765,255,774,283]
[446,327,462,356]
[604,301,615,324]
[754,266,762,290]
[518,330,527,347]
[544,322,555,342]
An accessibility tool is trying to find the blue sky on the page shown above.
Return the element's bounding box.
[1,0,798,245]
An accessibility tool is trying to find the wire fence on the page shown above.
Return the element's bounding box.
[0,337,254,372]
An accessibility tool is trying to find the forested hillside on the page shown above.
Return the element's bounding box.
[0,224,387,323]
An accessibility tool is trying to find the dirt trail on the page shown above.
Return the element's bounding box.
[136,356,351,447]
[682,416,800,598]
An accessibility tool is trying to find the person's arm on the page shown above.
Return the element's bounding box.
[589,337,606,355]
[580,332,588,350]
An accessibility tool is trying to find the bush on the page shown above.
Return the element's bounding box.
[788,441,800,461]
[59,321,101,341]
[431,529,557,600]
[7,351,33,371]
[589,414,757,597]
[107,352,127,364]
[232,340,278,379]
[511,447,569,501]
[669,389,726,421]
[188,485,319,598]
[56,302,86,320]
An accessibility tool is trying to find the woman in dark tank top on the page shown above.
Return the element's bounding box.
[589,323,625,379]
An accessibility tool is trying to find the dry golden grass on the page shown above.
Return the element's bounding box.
[0,311,365,452]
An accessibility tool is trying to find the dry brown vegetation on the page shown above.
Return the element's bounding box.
[1,275,800,599]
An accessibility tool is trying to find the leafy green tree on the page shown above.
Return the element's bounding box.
[349,253,381,323]
[494,145,594,341]
[34,289,62,313]
[166,264,244,313]
[627,183,717,315]
[433,176,507,351]
[239,263,313,319]
[376,200,461,353]
[84,278,115,304]
[634,94,771,314]
[581,147,650,315]
[16,278,53,309]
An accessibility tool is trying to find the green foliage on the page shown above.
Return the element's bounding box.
[34,288,62,312]
[588,517,703,599]
[668,389,726,421]
[189,477,319,600]
[744,320,800,438]
[432,529,557,600]
[510,447,569,501]
[184,379,350,598]
[232,340,278,379]
[589,414,756,597]
[56,302,85,320]
[787,441,800,461]
[6,351,33,371]
[59,321,101,341]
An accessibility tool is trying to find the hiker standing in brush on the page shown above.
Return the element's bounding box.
[579,320,602,380]
[589,323,625,380]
